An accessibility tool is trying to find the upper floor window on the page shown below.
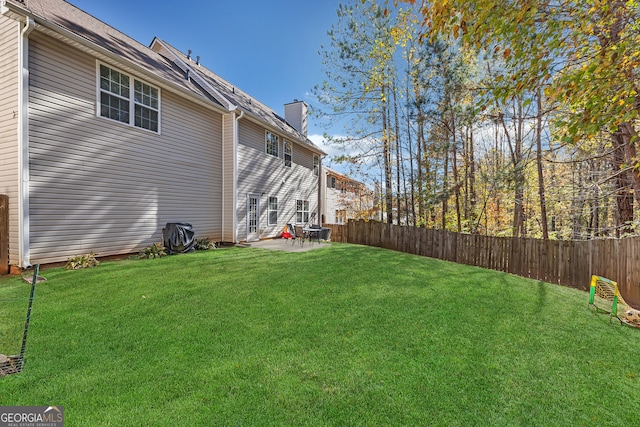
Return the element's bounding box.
[284,141,292,167]
[266,131,279,157]
[313,155,319,176]
[98,63,159,132]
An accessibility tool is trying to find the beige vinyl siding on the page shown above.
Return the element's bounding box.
[0,15,20,266]
[27,32,223,264]
[236,119,318,240]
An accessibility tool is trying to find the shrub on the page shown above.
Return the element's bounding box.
[194,237,216,250]
[65,252,100,270]
[139,243,167,259]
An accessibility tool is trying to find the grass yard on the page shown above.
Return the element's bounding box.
[1,243,639,426]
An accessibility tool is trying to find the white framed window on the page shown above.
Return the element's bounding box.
[284,140,292,167]
[266,131,279,157]
[336,210,346,224]
[268,196,278,225]
[98,63,159,132]
[313,154,319,176]
[330,176,336,189]
[296,199,309,224]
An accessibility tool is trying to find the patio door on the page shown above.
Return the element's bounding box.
[246,194,260,242]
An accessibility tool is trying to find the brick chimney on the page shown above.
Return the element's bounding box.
[284,99,307,136]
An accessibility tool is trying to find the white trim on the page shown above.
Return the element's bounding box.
[267,196,278,226]
[233,110,243,243]
[313,154,320,176]
[265,130,279,158]
[18,16,34,268]
[283,140,292,167]
[96,61,161,134]
[295,199,310,224]
[246,193,260,242]
[221,113,226,243]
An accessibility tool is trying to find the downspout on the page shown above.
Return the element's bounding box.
[318,155,323,226]
[233,109,244,243]
[18,16,35,269]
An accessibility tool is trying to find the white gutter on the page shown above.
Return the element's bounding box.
[18,16,35,268]
[317,156,323,225]
[232,110,244,243]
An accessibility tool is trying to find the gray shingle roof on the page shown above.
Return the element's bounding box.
[4,0,324,153]
[154,39,323,152]
[5,0,219,105]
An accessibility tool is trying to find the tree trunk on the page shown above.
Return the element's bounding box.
[536,90,549,239]
[442,140,449,231]
[417,107,425,226]
[468,124,477,231]
[612,129,634,236]
[450,103,462,232]
[382,85,393,225]
[393,83,402,225]
[406,79,416,227]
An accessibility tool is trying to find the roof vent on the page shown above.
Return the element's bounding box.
[187,49,192,60]
[196,56,200,66]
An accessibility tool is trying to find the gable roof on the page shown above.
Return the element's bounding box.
[2,0,325,154]
[324,167,366,187]
[2,0,224,110]
[152,38,325,154]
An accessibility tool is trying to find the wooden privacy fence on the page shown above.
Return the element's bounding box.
[324,220,640,307]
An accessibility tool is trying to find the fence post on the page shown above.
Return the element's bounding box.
[0,195,8,275]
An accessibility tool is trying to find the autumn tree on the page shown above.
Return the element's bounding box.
[406,0,640,235]
[315,1,412,224]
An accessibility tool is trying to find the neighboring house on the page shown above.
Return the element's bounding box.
[0,0,324,270]
[321,168,375,225]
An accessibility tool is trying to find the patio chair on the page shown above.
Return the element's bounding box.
[294,225,307,247]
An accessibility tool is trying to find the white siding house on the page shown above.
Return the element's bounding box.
[0,0,324,270]
[321,168,375,225]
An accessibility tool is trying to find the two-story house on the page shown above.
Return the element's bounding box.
[0,0,324,271]
[321,168,375,225]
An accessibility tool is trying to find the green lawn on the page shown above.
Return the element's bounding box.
[1,244,638,426]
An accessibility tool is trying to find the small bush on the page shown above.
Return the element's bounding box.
[65,252,100,270]
[139,243,167,259]
[194,237,216,250]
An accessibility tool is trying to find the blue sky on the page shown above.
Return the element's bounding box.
[67,0,343,159]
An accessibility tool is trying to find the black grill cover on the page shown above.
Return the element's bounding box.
[162,223,195,254]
